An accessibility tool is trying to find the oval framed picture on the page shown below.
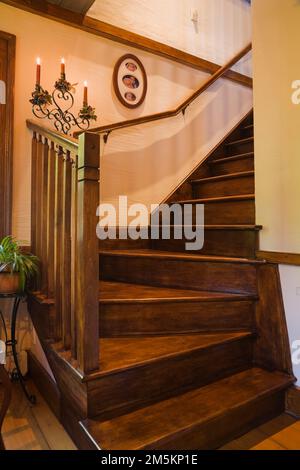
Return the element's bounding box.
[113,54,147,109]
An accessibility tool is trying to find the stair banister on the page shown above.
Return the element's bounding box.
[27,121,100,374]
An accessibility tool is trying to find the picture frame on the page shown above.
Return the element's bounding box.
[113,54,147,109]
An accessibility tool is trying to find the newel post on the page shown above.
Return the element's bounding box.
[76,132,100,374]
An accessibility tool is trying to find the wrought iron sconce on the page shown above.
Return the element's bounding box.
[30,58,97,136]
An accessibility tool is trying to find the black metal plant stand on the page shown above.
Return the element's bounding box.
[0,293,36,405]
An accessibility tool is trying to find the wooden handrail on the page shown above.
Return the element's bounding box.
[27,120,79,153]
[80,43,252,138]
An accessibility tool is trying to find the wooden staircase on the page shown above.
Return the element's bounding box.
[27,110,295,449]
[71,110,292,450]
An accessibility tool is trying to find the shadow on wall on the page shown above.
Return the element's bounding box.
[100,78,252,208]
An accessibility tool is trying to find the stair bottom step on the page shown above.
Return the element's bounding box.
[81,368,294,450]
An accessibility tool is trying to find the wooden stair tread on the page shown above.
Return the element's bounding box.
[191,170,254,184]
[100,249,264,264]
[156,224,262,231]
[99,281,257,303]
[211,152,254,165]
[81,368,294,450]
[226,136,254,146]
[89,332,252,378]
[172,194,255,204]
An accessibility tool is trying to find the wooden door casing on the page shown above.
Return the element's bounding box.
[0,31,15,239]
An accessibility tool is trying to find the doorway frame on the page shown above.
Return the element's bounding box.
[0,30,15,238]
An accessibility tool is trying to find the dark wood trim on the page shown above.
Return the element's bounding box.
[27,350,61,420]
[0,30,15,239]
[257,250,300,266]
[2,0,252,89]
[77,43,252,137]
[286,386,300,418]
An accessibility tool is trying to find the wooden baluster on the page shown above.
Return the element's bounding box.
[70,154,78,359]
[41,138,49,295]
[54,146,64,340]
[47,142,56,299]
[30,132,37,255]
[35,135,43,290]
[76,133,100,373]
[61,150,72,350]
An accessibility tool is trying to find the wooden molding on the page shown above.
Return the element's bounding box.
[257,250,300,266]
[286,386,300,418]
[2,0,252,89]
[0,30,15,239]
[27,350,61,420]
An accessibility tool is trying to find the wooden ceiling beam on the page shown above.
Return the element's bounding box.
[47,0,96,15]
[1,0,252,87]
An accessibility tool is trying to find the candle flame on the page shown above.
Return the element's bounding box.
[61,57,65,64]
[36,57,41,65]
[84,81,88,87]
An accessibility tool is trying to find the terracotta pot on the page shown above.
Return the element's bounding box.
[0,272,20,294]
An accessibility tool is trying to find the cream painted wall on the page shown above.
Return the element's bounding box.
[0,2,252,241]
[0,2,209,241]
[252,0,300,383]
[89,0,252,75]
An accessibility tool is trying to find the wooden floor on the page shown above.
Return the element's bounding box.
[2,382,300,450]
[2,381,76,450]
[221,413,300,450]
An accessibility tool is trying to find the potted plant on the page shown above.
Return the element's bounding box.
[0,236,39,294]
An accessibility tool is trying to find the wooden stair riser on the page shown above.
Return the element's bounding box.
[99,300,255,337]
[241,125,254,138]
[167,199,255,225]
[192,174,254,199]
[144,391,285,450]
[100,254,258,294]
[151,228,258,258]
[203,199,255,225]
[226,138,254,156]
[88,336,254,419]
[210,154,254,176]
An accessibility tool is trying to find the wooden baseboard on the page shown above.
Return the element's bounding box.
[257,251,300,266]
[286,386,300,418]
[27,351,61,420]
